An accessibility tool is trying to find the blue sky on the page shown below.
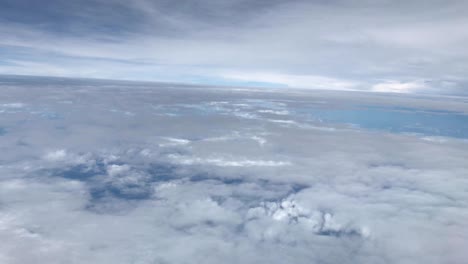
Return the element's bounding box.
[1,0,468,94]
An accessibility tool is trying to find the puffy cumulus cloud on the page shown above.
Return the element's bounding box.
[0,77,468,263]
[246,197,371,240]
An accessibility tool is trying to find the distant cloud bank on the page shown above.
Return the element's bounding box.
[0,0,468,94]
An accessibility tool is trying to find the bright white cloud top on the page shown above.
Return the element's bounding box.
[0,76,467,263]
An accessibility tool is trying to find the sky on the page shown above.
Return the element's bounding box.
[1,77,468,263]
[1,0,468,94]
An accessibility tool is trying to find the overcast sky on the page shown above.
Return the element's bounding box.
[1,0,468,94]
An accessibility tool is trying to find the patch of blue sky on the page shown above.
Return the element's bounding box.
[299,105,468,138]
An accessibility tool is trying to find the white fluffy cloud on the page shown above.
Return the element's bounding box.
[0,78,467,263]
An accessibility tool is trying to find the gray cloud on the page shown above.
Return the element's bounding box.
[1,0,468,94]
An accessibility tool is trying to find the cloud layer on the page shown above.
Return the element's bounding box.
[0,76,468,263]
[1,0,468,94]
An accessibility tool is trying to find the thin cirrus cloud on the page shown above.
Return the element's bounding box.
[1,0,468,94]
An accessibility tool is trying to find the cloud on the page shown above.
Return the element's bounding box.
[1,0,468,94]
[247,197,371,239]
[0,103,25,108]
[167,153,291,167]
[221,71,360,90]
[1,77,468,263]
[43,149,68,161]
[372,80,428,93]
